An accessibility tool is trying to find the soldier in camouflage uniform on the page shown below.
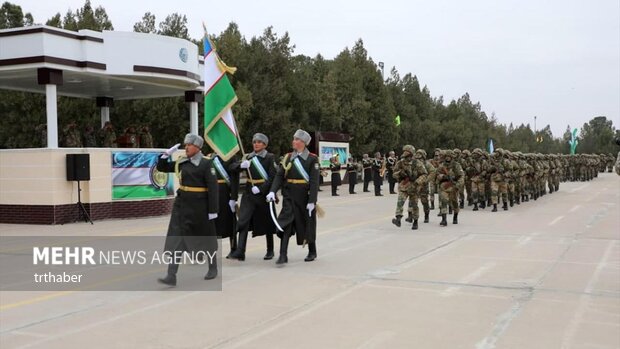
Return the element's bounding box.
[453,148,466,209]
[391,145,428,230]
[428,148,442,210]
[469,148,488,211]
[35,123,47,147]
[436,150,464,226]
[405,149,434,224]
[83,125,97,147]
[461,150,473,206]
[99,121,117,147]
[62,121,82,148]
[140,126,154,148]
[489,148,509,211]
[517,152,532,202]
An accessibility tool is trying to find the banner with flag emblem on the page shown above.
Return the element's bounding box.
[203,27,240,161]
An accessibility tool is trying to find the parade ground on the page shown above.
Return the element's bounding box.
[1,173,619,349]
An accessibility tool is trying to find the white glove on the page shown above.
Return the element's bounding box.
[228,200,236,213]
[161,143,181,159]
[251,186,260,195]
[208,213,218,220]
[306,203,315,217]
[266,192,276,202]
[240,160,251,169]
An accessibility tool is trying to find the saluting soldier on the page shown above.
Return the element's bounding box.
[362,154,372,192]
[268,129,320,265]
[386,151,397,194]
[210,152,240,258]
[329,154,342,196]
[372,152,384,196]
[346,157,358,194]
[156,134,219,286]
[229,133,277,261]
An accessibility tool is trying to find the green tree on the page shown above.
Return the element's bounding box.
[0,1,33,29]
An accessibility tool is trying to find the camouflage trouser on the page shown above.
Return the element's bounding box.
[490,180,508,204]
[465,178,472,202]
[458,183,465,204]
[409,183,430,215]
[439,186,458,215]
[520,177,528,196]
[514,177,522,198]
[470,176,485,204]
[395,189,420,219]
[507,179,515,202]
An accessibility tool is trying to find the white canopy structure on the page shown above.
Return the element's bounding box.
[0,25,205,148]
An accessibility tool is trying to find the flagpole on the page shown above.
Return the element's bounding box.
[230,116,255,182]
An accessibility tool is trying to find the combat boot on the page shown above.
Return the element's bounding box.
[473,203,479,211]
[430,200,435,210]
[424,211,429,223]
[492,204,498,212]
[204,259,217,280]
[510,199,514,207]
[459,200,464,209]
[304,243,317,262]
[392,215,402,227]
[405,213,413,223]
[449,207,453,215]
[411,219,418,230]
[452,213,458,224]
[515,196,520,205]
[468,198,473,206]
[158,274,177,287]
[503,201,508,211]
[440,214,448,227]
[479,201,486,209]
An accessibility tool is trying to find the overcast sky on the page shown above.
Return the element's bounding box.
[15,0,620,137]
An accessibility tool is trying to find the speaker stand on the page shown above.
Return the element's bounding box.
[76,180,93,224]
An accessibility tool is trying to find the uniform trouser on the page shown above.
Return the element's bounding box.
[409,184,430,215]
[490,180,508,205]
[471,178,485,204]
[396,189,420,219]
[507,180,515,202]
[465,179,472,202]
[439,187,459,214]
[389,179,396,193]
[331,182,339,195]
[349,180,356,194]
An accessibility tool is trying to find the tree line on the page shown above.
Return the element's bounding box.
[1,1,618,156]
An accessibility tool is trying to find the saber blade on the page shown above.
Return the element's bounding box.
[269,201,284,232]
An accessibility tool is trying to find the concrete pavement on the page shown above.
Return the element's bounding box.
[1,173,619,348]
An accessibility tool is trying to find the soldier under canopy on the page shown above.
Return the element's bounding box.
[156,133,219,287]
[268,129,320,265]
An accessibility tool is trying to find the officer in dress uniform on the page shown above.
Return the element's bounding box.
[210,152,240,259]
[156,134,219,286]
[268,129,320,265]
[229,133,277,261]
[362,154,373,192]
[329,154,342,196]
[386,151,397,194]
[346,157,358,194]
[372,152,384,196]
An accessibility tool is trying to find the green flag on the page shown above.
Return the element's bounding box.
[394,115,401,127]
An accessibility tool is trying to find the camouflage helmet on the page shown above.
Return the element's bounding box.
[494,148,504,156]
[444,149,455,159]
[462,149,471,157]
[402,145,415,155]
[415,149,427,159]
[472,148,483,156]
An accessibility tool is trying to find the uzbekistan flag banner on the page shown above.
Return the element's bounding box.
[111,152,174,200]
[203,28,240,161]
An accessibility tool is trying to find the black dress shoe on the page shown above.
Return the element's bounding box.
[264,250,274,260]
[204,268,217,280]
[158,274,177,286]
[229,250,245,261]
[304,253,317,262]
[276,254,288,265]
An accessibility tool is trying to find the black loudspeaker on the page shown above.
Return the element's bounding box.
[66,154,90,181]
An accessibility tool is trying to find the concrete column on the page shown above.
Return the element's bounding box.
[38,68,63,149]
[45,84,58,148]
[96,97,114,128]
[189,101,198,135]
[185,91,202,135]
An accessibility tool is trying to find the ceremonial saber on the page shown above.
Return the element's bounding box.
[269,201,284,232]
